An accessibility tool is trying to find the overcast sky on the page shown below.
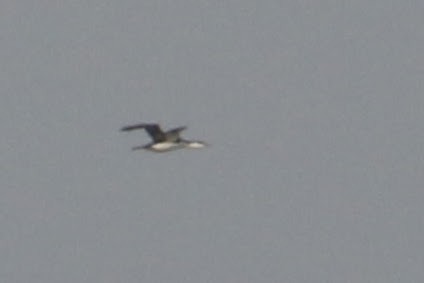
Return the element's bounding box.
[1,1,423,282]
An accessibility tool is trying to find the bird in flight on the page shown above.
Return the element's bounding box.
[121,123,207,152]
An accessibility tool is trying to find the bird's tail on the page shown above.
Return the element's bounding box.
[131,145,145,151]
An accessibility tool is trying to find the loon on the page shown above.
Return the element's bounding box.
[121,123,207,152]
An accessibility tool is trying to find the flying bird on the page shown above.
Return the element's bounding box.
[121,123,207,152]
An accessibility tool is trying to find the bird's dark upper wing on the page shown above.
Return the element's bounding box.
[121,123,166,142]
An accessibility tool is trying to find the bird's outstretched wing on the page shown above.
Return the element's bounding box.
[121,123,166,142]
[165,126,187,142]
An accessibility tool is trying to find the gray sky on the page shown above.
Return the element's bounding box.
[1,1,423,282]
